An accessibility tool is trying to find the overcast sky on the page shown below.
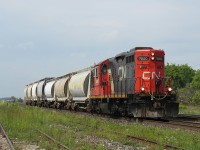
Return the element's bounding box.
[0,0,199,98]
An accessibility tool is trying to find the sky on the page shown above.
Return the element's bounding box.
[0,0,200,98]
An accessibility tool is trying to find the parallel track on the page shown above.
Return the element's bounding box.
[0,123,15,150]
[177,114,200,121]
[36,129,71,150]
[74,120,184,149]
[31,107,196,149]
[45,107,200,132]
[143,119,200,132]
[126,135,183,149]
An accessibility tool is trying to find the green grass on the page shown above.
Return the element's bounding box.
[0,102,199,150]
[179,103,200,114]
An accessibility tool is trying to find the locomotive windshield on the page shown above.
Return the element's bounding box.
[156,57,164,61]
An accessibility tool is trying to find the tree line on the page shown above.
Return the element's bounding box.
[165,63,200,105]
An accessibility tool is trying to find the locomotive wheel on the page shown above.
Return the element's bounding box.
[96,108,101,114]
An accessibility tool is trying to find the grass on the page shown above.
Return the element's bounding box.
[179,103,200,114]
[0,101,199,150]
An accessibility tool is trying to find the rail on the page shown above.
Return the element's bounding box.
[177,114,200,121]
[0,123,15,150]
[126,135,183,150]
[61,117,184,150]
[143,119,200,132]
[36,129,71,150]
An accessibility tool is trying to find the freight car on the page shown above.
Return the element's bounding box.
[24,47,179,118]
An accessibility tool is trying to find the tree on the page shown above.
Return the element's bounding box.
[191,70,200,89]
[11,96,16,101]
[190,70,200,105]
[192,90,200,105]
[178,86,195,104]
[165,63,195,89]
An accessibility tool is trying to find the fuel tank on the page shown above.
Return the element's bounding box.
[69,70,91,101]
[54,76,70,101]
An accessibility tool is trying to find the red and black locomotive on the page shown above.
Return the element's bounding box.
[89,47,178,117]
[24,47,179,118]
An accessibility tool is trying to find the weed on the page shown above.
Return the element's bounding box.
[0,102,199,150]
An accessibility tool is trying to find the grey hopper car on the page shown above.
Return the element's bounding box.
[69,69,92,101]
[37,80,46,100]
[54,76,71,102]
[24,86,28,102]
[27,84,33,101]
[31,82,38,101]
[44,80,56,101]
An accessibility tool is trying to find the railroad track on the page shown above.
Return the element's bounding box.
[75,121,184,149]
[168,120,200,129]
[36,129,71,150]
[126,135,183,150]
[0,123,15,150]
[177,114,200,121]
[45,107,200,132]
[144,119,200,131]
[33,107,189,149]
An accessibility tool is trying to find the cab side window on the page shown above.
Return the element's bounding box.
[94,67,98,78]
[101,64,107,75]
[126,55,134,64]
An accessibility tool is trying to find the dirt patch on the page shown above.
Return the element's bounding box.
[0,134,11,150]
[82,135,147,150]
[13,140,45,150]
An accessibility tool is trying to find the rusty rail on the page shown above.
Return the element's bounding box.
[36,129,71,150]
[167,120,200,129]
[177,114,200,121]
[72,121,184,149]
[126,135,183,150]
[144,119,200,131]
[0,123,15,150]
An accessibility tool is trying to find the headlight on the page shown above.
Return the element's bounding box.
[141,87,145,92]
[151,52,155,56]
[151,57,155,60]
[168,87,172,92]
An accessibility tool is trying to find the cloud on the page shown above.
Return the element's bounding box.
[0,44,3,49]
[70,52,87,59]
[16,41,35,51]
[79,19,124,29]
[0,0,200,97]
[100,30,120,41]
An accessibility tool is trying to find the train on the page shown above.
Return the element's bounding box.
[24,47,179,118]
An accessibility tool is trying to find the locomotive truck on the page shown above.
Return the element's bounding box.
[24,47,179,118]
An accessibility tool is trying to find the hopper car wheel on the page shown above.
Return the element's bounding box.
[96,108,101,114]
[56,103,61,109]
[74,105,80,112]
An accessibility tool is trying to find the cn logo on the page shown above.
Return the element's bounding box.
[142,72,160,80]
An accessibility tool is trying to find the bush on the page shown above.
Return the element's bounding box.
[192,90,200,105]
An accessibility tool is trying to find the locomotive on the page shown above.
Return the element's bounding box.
[24,47,179,118]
